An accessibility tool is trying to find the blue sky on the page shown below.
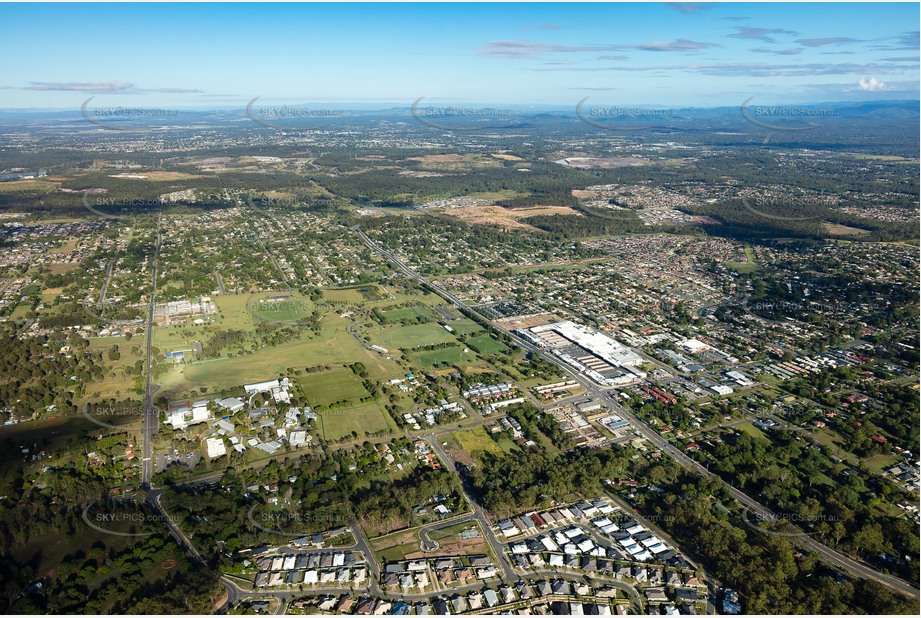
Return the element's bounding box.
[0,2,917,109]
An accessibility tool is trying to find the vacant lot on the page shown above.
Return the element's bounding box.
[157,313,399,399]
[406,521,491,559]
[448,426,518,466]
[369,528,421,562]
[822,222,871,237]
[0,179,58,193]
[445,204,583,231]
[111,171,202,181]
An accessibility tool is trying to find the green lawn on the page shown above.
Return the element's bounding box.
[428,520,485,543]
[451,426,515,463]
[156,313,400,399]
[249,293,313,323]
[465,333,508,355]
[863,453,901,474]
[215,293,258,329]
[447,318,483,336]
[322,288,365,303]
[411,346,478,368]
[298,369,370,407]
[377,304,435,323]
[315,402,395,440]
[726,247,760,274]
[735,420,770,441]
[376,323,456,349]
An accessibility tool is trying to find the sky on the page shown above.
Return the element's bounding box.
[0,2,917,109]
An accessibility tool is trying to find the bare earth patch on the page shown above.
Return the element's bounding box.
[822,222,871,236]
[408,154,465,163]
[495,313,564,330]
[445,205,583,231]
[405,537,489,559]
[110,171,201,181]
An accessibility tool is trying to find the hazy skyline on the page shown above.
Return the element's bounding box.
[1,2,918,109]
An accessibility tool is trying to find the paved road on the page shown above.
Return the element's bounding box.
[346,315,374,351]
[243,204,292,291]
[97,258,115,312]
[424,434,518,583]
[355,225,920,602]
[215,570,641,611]
[417,514,477,552]
[345,516,383,596]
[601,393,920,600]
[141,214,162,489]
[147,489,206,566]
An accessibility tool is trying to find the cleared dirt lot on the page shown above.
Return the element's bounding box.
[445,204,583,231]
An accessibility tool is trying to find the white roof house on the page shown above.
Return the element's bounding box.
[191,406,210,424]
[205,437,226,458]
[290,430,310,447]
[167,410,188,430]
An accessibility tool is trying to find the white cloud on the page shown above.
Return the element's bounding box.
[858,76,887,91]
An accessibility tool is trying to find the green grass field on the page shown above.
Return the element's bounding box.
[450,426,515,463]
[726,246,760,274]
[249,293,313,323]
[465,334,508,355]
[411,346,478,368]
[9,302,31,320]
[735,420,770,441]
[298,369,370,407]
[156,313,401,399]
[377,305,435,323]
[0,179,58,193]
[863,453,901,474]
[315,403,395,440]
[448,318,484,336]
[322,288,365,303]
[376,323,456,350]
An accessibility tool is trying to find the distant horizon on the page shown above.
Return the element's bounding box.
[1,98,918,114]
[1,2,917,109]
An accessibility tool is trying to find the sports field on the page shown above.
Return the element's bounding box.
[411,346,477,368]
[322,288,365,303]
[377,304,435,323]
[298,369,370,407]
[249,293,313,323]
[465,334,508,355]
[156,313,401,399]
[446,318,483,336]
[376,323,456,349]
[315,403,395,441]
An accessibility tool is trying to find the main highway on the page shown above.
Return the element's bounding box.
[354,225,920,602]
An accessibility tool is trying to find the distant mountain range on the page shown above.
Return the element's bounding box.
[0,100,915,127]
